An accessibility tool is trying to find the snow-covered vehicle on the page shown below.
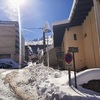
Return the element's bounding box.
[0,59,20,69]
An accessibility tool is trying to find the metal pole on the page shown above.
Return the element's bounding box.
[47,33,49,67]
[43,32,46,65]
[68,66,71,86]
[43,21,51,66]
[72,52,77,88]
[43,32,46,55]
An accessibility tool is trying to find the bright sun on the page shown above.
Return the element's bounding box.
[8,0,25,7]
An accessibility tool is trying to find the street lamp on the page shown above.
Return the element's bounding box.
[43,21,51,67]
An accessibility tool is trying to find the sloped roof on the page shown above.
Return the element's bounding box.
[53,0,93,47]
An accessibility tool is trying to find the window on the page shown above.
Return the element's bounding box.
[84,33,87,38]
[73,34,77,40]
[0,54,11,58]
[15,30,19,33]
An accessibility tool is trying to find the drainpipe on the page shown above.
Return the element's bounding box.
[93,0,100,50]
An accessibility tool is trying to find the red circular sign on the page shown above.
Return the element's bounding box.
[64,53,73,64]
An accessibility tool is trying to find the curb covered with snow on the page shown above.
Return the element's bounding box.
[72,68,100,85]
[71,68,100,96]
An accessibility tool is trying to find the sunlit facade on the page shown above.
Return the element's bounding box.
[0,21,25,63]
[53,0,100,71]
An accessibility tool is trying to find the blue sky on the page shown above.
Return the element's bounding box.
[0,0,73,41]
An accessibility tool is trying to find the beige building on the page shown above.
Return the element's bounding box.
[0,21,25,63]
[53,0,100,71]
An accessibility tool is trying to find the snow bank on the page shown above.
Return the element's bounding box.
[71,68,100,96]
[3,64,100,100]
[72,68,100,85]
[0,69,21,100]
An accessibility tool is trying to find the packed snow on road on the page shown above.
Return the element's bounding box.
[0,62,100,100]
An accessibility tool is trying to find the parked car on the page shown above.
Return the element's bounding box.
[21,61,28,68]
[0,59,20,69]
[0,63,12,69]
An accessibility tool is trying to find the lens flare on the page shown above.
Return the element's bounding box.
[8,0,25,8]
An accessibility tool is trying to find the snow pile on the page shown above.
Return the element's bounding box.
[2,64,100,100]
[0,69,20,100]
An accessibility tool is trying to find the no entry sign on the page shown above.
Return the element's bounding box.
[64,53,73,64]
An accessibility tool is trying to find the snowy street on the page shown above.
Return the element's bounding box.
[0,63,100,100]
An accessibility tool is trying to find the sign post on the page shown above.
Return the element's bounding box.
[64,53,73,86]
[71,51,77,88]
[68,47,78,88]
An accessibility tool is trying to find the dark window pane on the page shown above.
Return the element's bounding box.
[73,34,77,40]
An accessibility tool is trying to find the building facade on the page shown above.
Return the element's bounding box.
[53,0,100,71]
[0,21,25,63]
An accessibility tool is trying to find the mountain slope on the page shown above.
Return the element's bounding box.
[25,35,53,46]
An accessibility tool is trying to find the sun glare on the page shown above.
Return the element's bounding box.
[8,0,26,7]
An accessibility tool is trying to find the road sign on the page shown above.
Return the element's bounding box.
[68,47,79,52]
[64,53,73,64]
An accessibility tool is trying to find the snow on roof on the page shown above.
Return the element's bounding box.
[68,0,77,21]
[52,19,69,26]
[52,0,77,26]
